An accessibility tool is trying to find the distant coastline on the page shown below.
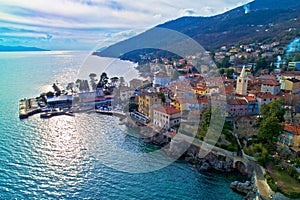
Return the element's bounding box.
[0,45,50,52]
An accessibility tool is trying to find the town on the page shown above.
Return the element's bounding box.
[19,38,300,199]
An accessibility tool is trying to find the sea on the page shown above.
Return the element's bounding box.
[0,51,244,199]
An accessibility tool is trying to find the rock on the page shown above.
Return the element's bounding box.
[230,180,254,195]
[199,162,211,171]
[205,152,218,166]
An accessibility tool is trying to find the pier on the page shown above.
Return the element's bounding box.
[19,98,41,119]
[40,110,74,118]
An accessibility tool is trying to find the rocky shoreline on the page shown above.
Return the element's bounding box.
[182,145,258,200]
[123,119,258,199]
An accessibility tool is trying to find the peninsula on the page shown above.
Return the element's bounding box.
[0,45,49,52]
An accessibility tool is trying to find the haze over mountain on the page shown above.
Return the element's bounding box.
[97,0,300,58]
[0,45,49,52]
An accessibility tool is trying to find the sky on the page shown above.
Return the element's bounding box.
[0,0,252,50]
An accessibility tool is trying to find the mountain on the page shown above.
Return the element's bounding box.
[157,0,300,50]
[0,45,49,52]
[96,0,300,59]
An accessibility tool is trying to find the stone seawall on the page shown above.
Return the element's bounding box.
[183,144,258,199]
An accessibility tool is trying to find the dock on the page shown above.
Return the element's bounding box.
[40,110,74,118]
[19,98,41,119]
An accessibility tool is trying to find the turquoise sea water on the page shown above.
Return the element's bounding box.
[0,51,243,199]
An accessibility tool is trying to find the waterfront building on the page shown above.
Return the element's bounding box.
[47,95,73,108]
[171,97,208,114]
[138,91,162,119]
[153,106,181,129]
[81,95,114,108]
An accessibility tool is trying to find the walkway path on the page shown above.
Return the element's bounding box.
[254,164,275,200]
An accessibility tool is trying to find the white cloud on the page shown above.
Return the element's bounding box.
[0,0,252,49]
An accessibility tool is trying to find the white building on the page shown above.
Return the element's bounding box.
[254,93,280,111]
[260,81,281,95]
[153,106,181,129]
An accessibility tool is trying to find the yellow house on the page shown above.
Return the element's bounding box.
[171,98,209,114]
[138,91,162,119]
[278,124,300,153]
[282,78,300,94]
[192,84,209,96]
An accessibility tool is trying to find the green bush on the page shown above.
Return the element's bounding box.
[287,166,300,180]
[264,174,279,192]
[281,191,300,199]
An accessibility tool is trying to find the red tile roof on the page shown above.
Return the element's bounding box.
[284,124,300,135]
[261,81,280,86]
[154,106,181,115]
[193,87,207,91]
[224,85,234,95]
[244,96,257,102]
[256,92,280,99]
[228,99,248,105]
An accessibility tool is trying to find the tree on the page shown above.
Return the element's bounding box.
[89,73,97,90]
[75,79,81,89]
[89,73,97,80]
[123,102,138,113]
[293,53,300,62]
[110,77,119,87]
[97,72,109,88]
[199,107,212,136]
[258,114,283,147]
[46,91,54,97]
[157,92,166,103]
[256,57,268,70]
[225,68,234,79]
[258,99,285,148]
[216,56,230,68]
[119,76,126,87]
[219,68,225,75]
[260,99,285,122]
